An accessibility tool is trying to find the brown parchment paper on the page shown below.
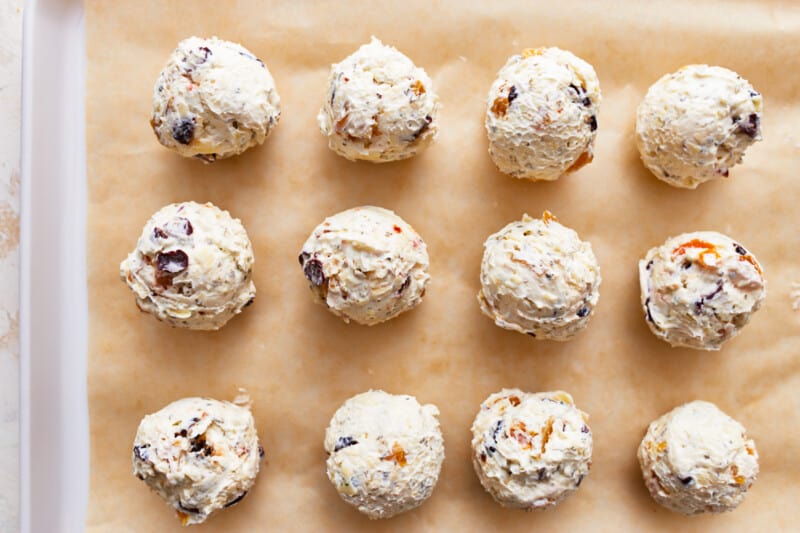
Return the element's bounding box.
[85,1,800,531]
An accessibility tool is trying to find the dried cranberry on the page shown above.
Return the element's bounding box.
[165,217,193,236]
[133,444,149,462]
[298,251,310,266]
[153,227,168,239]
[156,250,188,274]
[334,436,358,452]
[155,250,188,287]
[178,501,199,514]
[588,115,597,131]
[224,492,248,508]
[397,276,411,295]
[507,85,518,104]
[172,118,195,145]
[405,115,432,142]
[736,113,760,138]
[303,259,326,286]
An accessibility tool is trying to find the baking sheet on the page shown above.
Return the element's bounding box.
[85,1,800,531]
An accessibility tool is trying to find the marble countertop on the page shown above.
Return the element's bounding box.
[1,1,23,531]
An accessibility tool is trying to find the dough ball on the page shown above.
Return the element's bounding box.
[120,201,256,330]
[636,64,762,188]
[324,390,445,519]
[638,400,758,515]
[317,36,440,162]
[151,36,281,162]
[485,47,601,181]
[640,231,765,350]
[478,211,601,340]
[299,206,430,325]
[471,389,592,510]
[132,396,263,526]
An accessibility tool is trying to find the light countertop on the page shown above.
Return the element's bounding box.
[1,1,24,531]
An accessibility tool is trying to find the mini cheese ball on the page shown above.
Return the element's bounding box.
[324,390,445,519]
[151,36,281,162]
[471,389,592,510]
[478,211,601,340]
[636,65,763,188]
[120,201,256,330]
[317,37,440,162]
[638,401,759,515]
[485,47,601,181]
[299,206,430,325]
[639,231,765,350]
[132,396,263,526]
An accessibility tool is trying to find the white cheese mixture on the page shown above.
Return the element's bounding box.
[471,389,592,509]
[478,212,601,340]
[299,206,429,325]
[120,201,256,330]
[317,37,440,162]
[132,395,262,526]
[485,47,601,181]
[151,36,281,162]
[636,64,762,188]
[639,231,765,350]
[638,400,759,515]
[324,390,445,519]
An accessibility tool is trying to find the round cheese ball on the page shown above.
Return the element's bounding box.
[639,231,765,350]
[471,389,592,510]
[636,65,762,188]
[638,400,758,515]
[120,201,256,330]
[132,396,262,526]
[478,212,601,340]
[324,390,445,519]
[151,36,281,162]
[299,206,430,325]
[317,36,440,162]
[485,47,601,181]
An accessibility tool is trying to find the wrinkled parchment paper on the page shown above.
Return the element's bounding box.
[85,1,800,530]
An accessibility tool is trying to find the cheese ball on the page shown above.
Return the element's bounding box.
[299,206,429,325]
[485,47,601,181]
[471,389,592,510]
[478,212,601,340]
[132,396,263,526]
[324,390,445,519]
[638,401,759,515]
[636,65,762,188]
[317,37,440,162]
[640,231,765,350]
[151,36,281,162]
[120,201,256,330]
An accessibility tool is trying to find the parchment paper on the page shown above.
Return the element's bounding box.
[85,1,800,531]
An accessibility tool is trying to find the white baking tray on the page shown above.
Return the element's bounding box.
[20,0,88,531]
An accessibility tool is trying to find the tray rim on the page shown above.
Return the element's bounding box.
[20,0,88,531]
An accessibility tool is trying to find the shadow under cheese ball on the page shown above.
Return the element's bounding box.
[638,401,758,515]
[639,231,765,350]
[132,395,263,526]
[485,47,601,181]
[324,390,445,519]
[636,64,762,189]
[120,201,256,330]
[151,36,281,162]
[478,211,601,340]
[471,389,592,510]
[298,206,430,325]
[317,36,440,162]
